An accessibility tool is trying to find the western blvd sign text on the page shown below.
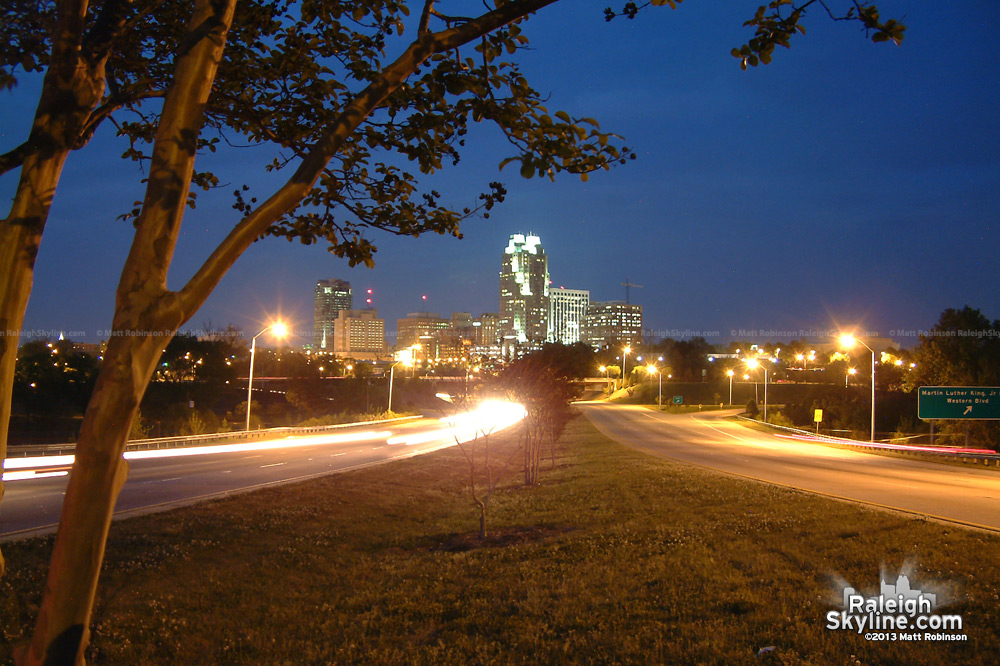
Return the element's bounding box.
[918,386,1000,420]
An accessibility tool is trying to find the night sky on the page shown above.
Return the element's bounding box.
[2,1,998,348]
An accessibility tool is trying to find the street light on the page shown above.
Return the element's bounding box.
[622,345,631,389]
[387,359,412,413]
[726,369,734,406]
[795,350,817,377]
[599,365,609,394]
[646,364,662,408]
[388,344,421,413]
[745,358,768,421]
[840,333,876,442]
[846,367,857,387]
[246,321,287,430]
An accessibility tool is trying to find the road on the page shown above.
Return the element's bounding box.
[1,402,524,539]
[580,402,1000,531]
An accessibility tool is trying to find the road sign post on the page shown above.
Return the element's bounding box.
[918,387,1000,420]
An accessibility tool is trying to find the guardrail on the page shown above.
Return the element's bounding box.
[736,415,1000,468]
[5,415,423,459]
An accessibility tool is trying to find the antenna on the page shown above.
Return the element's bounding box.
[621,277,644,304]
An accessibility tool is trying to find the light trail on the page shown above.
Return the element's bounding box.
[3,401,527,482]
[2,430,392,482]
[390,400,526,447]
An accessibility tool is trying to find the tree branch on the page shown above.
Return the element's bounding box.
[116,0,236,313]
[177,0,560,316]
[0,143,30,177]
[81,0,135,67]
[418,0,434,34]
[0,89,167,176]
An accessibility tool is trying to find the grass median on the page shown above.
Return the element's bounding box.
[2,414,999,665]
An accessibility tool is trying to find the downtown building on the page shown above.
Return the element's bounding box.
[582,301,643,349]
[313,279,353,350]
[394,312,500,362]
[332,308,385,361]
[499,233,549,344]
[548,287,590,345]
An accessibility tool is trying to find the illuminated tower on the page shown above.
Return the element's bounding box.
[499,233,549,344]
[549,287,590,344]
[313,279,353,349]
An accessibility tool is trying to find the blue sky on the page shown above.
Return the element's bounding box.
[2,1,998,347]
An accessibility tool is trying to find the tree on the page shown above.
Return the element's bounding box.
[0,0,629,587]
[1,1,905,662]
[153,333,240,384]
[651,336,716,382]
[497,351,581,485]
[447,395,522,539]
[907,306,1000,449]
[13,339,98,419]
[908,307,1000,389]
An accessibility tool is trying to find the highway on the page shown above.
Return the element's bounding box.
[580,402,1000,531]
[1,402,524,539]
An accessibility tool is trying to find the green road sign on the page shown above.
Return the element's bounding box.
[918,386,1000,420]
[672,395,683,405]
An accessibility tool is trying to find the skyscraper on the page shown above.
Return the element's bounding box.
[548,287,590,345]
[313,279,352,349]
[499,233,549,344]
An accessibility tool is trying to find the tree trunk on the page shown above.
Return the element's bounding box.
[0,89,104,579]
[14,0,230,656]
[0,221,41,580]
[15,329,173,665]
[0,0,107,578]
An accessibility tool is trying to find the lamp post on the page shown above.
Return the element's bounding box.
[622,345,631,389]
[599,365,609,395]
[846,367,857,387]
[840,333,876,442]
[795,350,817,377]
[388,345,420,413]
[246,322,287,431]
[726,369,734,406]
[646,364,662,408]
[387,360,409,413]
[745,358,768,421]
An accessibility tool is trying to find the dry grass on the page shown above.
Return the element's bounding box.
[1,414,999,665]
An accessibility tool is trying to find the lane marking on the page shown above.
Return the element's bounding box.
[260,463,286,468]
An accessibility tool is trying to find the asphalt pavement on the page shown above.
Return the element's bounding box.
[579,402,1000,531]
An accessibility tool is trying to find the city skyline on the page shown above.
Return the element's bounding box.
[3,3,997,348]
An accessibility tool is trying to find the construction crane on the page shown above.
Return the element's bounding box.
[621,277,644,304]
